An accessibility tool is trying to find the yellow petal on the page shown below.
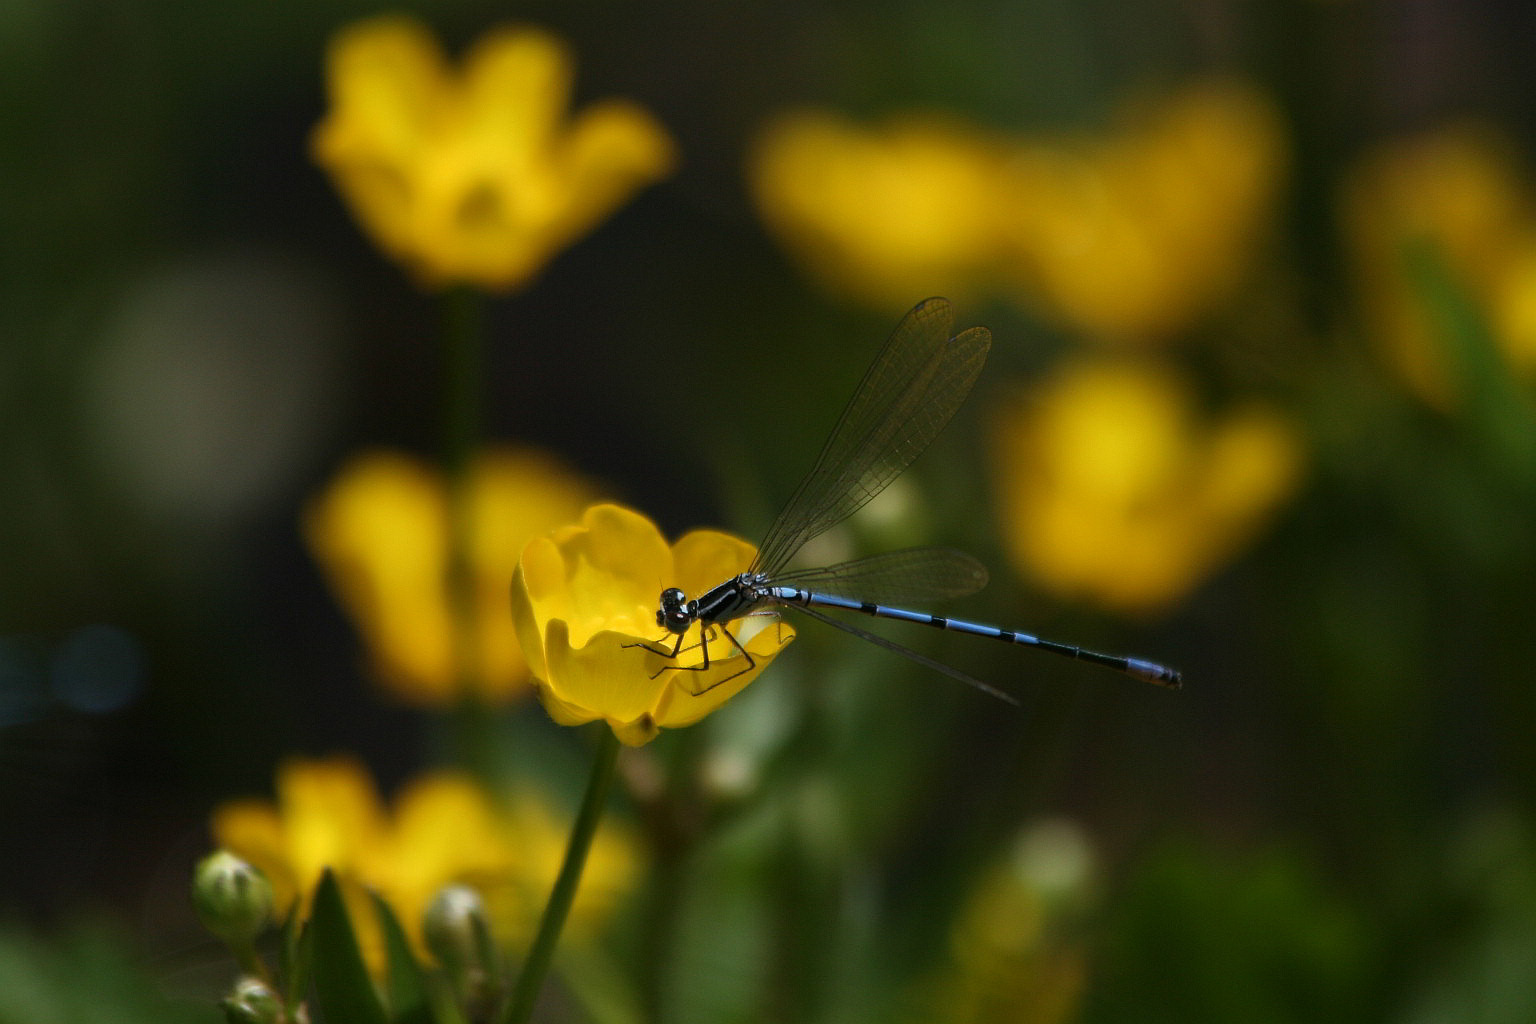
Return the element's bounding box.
[512,534,570,682]
[550,100,677,242]
[377,774,515,947]
[609,714,663,747]
[656,615,792,728]
[668,528,758,597]
[275,756,387,884]
[541,619,667,739]
[209,802,299,910]
[207,757,641,974]
[318,15,447,163]
[535,676,603,728]
[461,26,572,163]
[312,16,673,292]
[519,503,795,742]
[390,774,510,878]
[306,447,596,704]
[311,17,448,269]
[993,359,1302,615]
[559,504,675,646]
[466,449,600,696]
[750,112,1003,304]
[304,451,455,700]
[1000,80,1284,340]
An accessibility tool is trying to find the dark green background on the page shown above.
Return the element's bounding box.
[4,1,1536,1021]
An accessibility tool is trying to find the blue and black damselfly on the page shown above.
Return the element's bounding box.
[629,298,1182,704]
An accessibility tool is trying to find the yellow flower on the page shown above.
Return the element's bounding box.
[210,755,639,969]
[511,503,794,746]
[304,446,598,704]
[747,81,1284,340]
[312,15,675,291]
[1341,123,1536,408]
[992,359,1303,615]
[749,111,1008,305]
[999,80,1286,341]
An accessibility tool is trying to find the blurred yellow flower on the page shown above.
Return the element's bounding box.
[999,80,1286,341]
[1342,123,1536,408]
[304,446,598,704]
[748,80,1284,341]
[312,15,675,291]
[750,112,1008,305]
[211,755,639,970]
[511,503,794,746]
[993,359,1303,615]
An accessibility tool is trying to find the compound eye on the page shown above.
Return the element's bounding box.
[657,588,693,634]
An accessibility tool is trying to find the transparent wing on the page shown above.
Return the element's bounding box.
[769,547,989,605]
[749,297,992,576]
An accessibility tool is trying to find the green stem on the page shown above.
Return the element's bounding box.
[231,942,271,985]
[501,727,623,1024]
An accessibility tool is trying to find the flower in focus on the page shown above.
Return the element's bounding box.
[304,446,598,704]
[210,755,639,970]
[998,80,1286,341]
[750,112,1008,305]
[1341,123,1536,408]
[992,359,1303,615]
[312,15,675,291]
[511,503,794,746]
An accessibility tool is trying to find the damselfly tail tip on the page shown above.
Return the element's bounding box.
[1125,658,1183,689]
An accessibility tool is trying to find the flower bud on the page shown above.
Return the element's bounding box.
[424,884,500,1015]
[220,976,284,1024]
[193,851,275,949]
[423,883,492,974]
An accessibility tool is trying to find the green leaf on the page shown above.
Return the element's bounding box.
[1404,237,1536,485]
[277,899,311,1010]
[310,870,388,1024]
[371,891,433,1024]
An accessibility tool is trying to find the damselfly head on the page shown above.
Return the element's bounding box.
[657,587,691,633]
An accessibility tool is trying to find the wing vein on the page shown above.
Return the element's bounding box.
[749,298,991,575]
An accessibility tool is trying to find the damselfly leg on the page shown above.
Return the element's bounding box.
[636,298,1182,700]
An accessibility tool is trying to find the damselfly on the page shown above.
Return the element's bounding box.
[630,298,1182,703]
